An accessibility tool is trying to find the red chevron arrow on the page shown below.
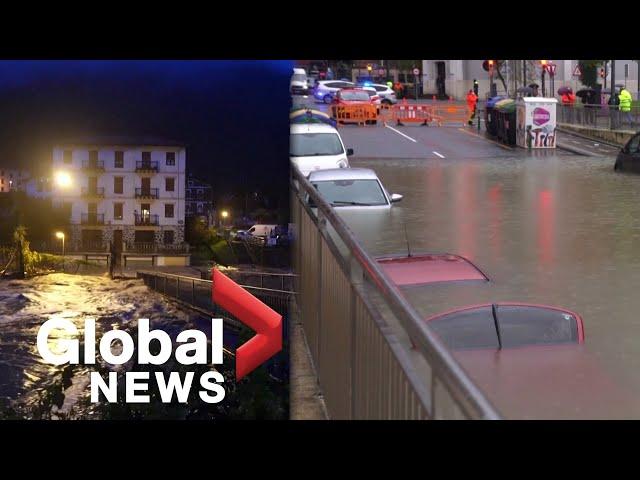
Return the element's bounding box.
[211,268,282,380]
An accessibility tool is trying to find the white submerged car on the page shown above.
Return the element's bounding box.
[290,123,352,177]
[307,168,403,209]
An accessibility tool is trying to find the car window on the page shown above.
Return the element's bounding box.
[338,82,354,88]
[249,227,255,233]
[341,91,371,101]
[311,179,389,206]
[373,86,386,92]
[364,90,376,97]
[626,134,640,154]
[325,82,340,88]
[290,133,344,156]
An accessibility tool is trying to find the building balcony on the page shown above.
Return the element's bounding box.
[81,187,105,198]
[135,161,159,173]
[81,160,105,172]
[135,187,159,199]
[134,213,159,226]
[81,213,105,225]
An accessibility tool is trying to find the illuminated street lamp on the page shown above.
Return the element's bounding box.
[220,210,229,227]
[54,171,72,188]
[55,231,65,271]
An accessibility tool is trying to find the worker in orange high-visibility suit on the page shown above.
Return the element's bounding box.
[466,89,479,125]
[561,90,576,105]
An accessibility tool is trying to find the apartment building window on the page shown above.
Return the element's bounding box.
[115,151,124,168]
[165,177,175,192]
[89,150,98,163]
[166,152,176,166]
[63,150,72,164]
[142,152,151,162]
[114,176,123,194]
[163,230,174,244]
[113,203,123,220]
[165,203,174,218]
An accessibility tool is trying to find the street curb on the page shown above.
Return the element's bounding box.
[556,141,600,157]
[556,127,623,149]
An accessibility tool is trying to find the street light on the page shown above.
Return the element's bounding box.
[221,210,229,227]
[55,231,65,271]
[54,171,72,188]
[540,60,548,97]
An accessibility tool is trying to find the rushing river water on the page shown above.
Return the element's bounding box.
[350,154,640,418]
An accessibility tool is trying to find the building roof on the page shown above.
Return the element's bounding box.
[54,135,186,148]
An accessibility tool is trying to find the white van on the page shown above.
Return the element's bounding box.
[247,224,279,238]
[290,123,352,177]
[291,68,309,95]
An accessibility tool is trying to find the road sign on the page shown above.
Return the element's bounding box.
[378,68,385,76]
[413,68,420,76]
[547,63,557,77]
[573,64,582,77]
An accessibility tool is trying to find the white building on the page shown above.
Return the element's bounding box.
[51,136,187,256]
[421,60,640,101]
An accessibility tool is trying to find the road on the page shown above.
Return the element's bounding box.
[293,95,640,418]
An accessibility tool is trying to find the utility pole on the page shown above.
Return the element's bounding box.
[523,60,527,89]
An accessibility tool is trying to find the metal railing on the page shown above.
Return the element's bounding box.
[80,213,105,225]
[136,160,159,172]
[126,242,189,254]
[137,270,293,332]
[81,160,105,170]
[557,104,640,131]
[134,213,159,226]
[291,166,500,420]
[135,187,159,198]
[81,187,105,197]
[200,268,296,291]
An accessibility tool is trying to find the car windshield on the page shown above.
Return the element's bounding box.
[341,91,370,101]
[311,179,388,206]
[292,74,306,82]
[290,133,344,156]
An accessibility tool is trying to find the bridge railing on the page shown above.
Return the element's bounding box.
[291,166,501,420]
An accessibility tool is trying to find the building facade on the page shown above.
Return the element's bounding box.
[0,169,29,193]
[420,60,640,101]
[185,176,214,225]
[51,137,187,253]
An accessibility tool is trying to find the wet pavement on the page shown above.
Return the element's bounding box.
[307,102,640,418]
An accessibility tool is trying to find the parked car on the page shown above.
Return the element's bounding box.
[363,83,398,105]
[307,168,402,209]
[247,224,279,239]
[290,123,352,177]
[331,88,376,106]
[614,132,640,172]
[312,80,355,104]
[360,86,381,105]
[290,67,309,95]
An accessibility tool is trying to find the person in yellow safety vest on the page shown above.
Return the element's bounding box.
[466,89,478,125]
[386,80,393,89]
[619,86,633,125]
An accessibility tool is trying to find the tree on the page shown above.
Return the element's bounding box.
[579,60,606,88]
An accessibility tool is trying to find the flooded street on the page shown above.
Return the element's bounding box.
[350,153,640,418]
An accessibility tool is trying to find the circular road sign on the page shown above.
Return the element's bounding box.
[413,68,420,75]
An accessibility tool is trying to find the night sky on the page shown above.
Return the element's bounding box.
[0,60,293,208]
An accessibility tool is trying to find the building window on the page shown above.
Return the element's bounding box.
[114,203,123,220]
[115,151,124,168]
[163,230,174,244]
[63,150,72,164]
[89,150,98,163]
[197,203,203,213]
[166,152,176,166]
[165,177,175,192]
[142,151,151,162]
[165,203,174,218]
[114,177,123,194]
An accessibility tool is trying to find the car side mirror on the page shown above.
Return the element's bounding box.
[390,193,403,203]
[347,148,354,156]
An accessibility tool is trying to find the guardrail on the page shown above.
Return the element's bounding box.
[557,104,640,131]
[137,270,293,331]
[291,166,500,420]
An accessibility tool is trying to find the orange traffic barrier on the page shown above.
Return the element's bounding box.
[430,104,470,126]
[391,103,433,126]
[330,104,378,126]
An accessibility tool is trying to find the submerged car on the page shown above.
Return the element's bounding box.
[614,132,640,172]
[290,123,352,177]
[307,168,402,209]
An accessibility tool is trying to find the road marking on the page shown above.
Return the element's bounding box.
[433,151,445,158]
[384,124,417,143]
[457,128,514,150]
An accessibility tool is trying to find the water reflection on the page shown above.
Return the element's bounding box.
[351,155,640,418]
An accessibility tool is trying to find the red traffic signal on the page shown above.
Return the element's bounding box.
[482,60,495,71]
[599,68,605,78]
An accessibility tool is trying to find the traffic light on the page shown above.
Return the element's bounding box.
[600,68,605,78]
[482,60,494,72]
[473,78,479,96]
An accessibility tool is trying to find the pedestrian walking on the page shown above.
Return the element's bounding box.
[466,89,478,125]
[561,88,576,106]
[619,86,633,126]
